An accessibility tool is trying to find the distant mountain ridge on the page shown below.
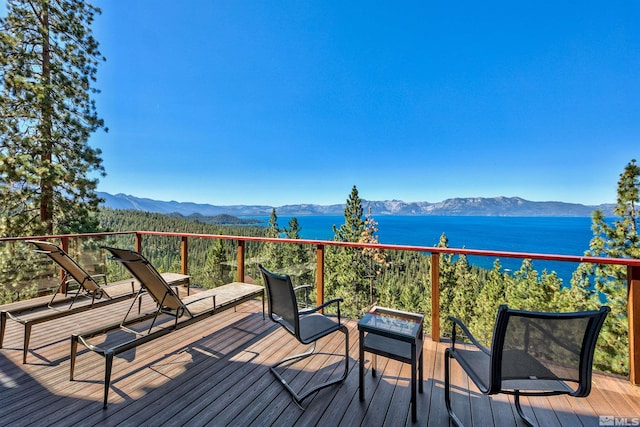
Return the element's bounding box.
[98,192,614,217]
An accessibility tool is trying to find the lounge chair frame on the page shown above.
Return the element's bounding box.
[0,240,140,363]
[70,246,264,408]
[444,304,610,427]
[259,264,349,409]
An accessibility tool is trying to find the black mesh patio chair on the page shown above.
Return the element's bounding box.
[258,264,349,409]
[444,304,610,427]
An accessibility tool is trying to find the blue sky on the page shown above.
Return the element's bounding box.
[9,1,640,206]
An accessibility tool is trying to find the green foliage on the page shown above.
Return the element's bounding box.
[325,187,389,316]
[283,217,313,284]
[3,167,637,376]
[97,208,268,288]
[332,185,364,243]
[569,159,640,374]
[0,242,39,303]
[470,260,508,343]
[0,0,106,236]
[257,210,316,302]
[261,208,285,270]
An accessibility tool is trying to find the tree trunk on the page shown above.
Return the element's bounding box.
[39,3,53,234]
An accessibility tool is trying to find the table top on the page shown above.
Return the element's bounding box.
[358,306,424,340]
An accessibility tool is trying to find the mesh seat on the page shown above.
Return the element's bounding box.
[259,264,349,409]
[445,304,610,427]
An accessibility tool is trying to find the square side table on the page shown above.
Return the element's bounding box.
[358,306,424,423]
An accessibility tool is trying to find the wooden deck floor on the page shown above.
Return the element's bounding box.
[1,294,639,426]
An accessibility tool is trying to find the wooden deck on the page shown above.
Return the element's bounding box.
[1,293,639,426]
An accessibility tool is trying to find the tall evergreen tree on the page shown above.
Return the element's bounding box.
[360,207,387,305]
[572,159,639,374]
[332,185,364,243]
[326,185,368,315]
[261,208,284,270]
[0,0,106,236]
[471,260,508,344]
[284,216,311,278]
[204,238,229,285]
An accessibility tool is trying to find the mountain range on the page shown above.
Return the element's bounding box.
[98,192,615,217]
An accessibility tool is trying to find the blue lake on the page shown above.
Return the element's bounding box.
[246,215,599,284]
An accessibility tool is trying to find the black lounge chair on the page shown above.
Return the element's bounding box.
[0,240,142,363]
[258,264,349,409]
[71,246,264,408]
[444,304,610,427]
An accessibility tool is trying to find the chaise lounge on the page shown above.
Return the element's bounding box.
[70,246,264,408]
[0,240,156,363]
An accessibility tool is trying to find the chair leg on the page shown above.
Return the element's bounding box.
[70,334,78,381]
[444,348,464,427]
[514,392,536,427]
[23,323,32,364]
[271,325,349,409]
[0,312,6,349]
[103,352,114,409]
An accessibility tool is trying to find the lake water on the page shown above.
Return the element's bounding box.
[247,215,598,284]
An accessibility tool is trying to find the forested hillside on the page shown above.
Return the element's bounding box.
[97,208,270,287]
[3,164,636,380]
[96,174,637,378]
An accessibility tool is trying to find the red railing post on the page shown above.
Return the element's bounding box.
[180,236,188,275]
[316,244,325,308]
[135,233,142,253]
[237,239,245,282]
[629,265,640,385]
[431,253,440,342]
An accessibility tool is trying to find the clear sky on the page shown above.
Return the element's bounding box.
[12,1,640,206]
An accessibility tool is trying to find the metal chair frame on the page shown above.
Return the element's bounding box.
[259,264,349,409]
[444,304,610,427]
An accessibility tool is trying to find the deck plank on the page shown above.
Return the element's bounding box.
[1,297,639,426]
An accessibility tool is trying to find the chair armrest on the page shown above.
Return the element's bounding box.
[304,298,343,313]
[301,298,344,322]
[448,316,490,355]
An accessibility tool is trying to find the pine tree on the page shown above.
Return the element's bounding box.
[471,260,508,344]
[332,185,364,243]
[0,0,106,236]
[283,216,312,282]
[360,207,388,305]
[505,259,561,312]
[204,239,229,286]
[436,233,458,330]
[326,185,368,315]
[261,208,284,270]
[447,253,479,326]
[571,159,639,374]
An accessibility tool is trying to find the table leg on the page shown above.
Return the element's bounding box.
[419,348,424,393]
[359,329,365,401]
[372,354,377,377]
[411,342,417,423]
